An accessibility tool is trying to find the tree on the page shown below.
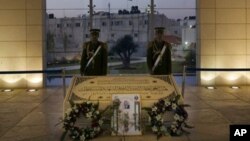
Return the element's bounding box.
[46,31,55,51]
[63,33,69,52]
[185,49,196,67]
[111,35,138,68]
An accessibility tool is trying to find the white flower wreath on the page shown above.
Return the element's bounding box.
[63,101,103,141]
[146,95,189,139]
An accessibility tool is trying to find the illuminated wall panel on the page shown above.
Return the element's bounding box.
[0,0,26,9]
[198,0,249,85]
[216,0,245,8]
[0,10,26,25]
[0,0,45,88]
[216,24,246,39]
[200,40,216,55]
[216,9,246,23]
[216,40,246,55]
[200,56,216,85]
[199,9,215,24]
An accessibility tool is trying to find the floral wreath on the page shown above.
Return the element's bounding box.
[146,94,189,139]
[63,101,103,141]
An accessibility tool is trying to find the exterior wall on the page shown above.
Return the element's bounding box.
[197,0,250,85]
[181,18,196,46]
[0,0,45,88]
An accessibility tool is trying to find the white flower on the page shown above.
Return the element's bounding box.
[152,106,157,112]
[171,124,176,129]
[172,103,177,110]
[176,130,182,135]
[160,126,166,132]
[171,125,177,132]
[80,135,85,141]
[70,122,74,126]
[152,126,158,132]
[161,107,166,112]
[98,119,103,125]
[86,112,92,118]
[172,127,177,133]
[66,108,72,115]
[95,111,100,115]
[179,116,184,122]
[164,100,171,106]
[90,132,95,138]
[94,127,100,132]
[85,134,89,138]
[66,115,71,120]
[174,114,180,121]
[161,118,164,123]
[73,106,79,113]
[172,121,178,125]
[91,107,95,112]
[155,115,162,121]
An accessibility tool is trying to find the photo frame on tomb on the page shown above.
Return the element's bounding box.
[112,94,142,136]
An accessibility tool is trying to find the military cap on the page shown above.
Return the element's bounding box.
[90,29,100,34]
[154,27,165,34]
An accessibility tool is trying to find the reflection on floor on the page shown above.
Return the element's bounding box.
[1,84,250,141]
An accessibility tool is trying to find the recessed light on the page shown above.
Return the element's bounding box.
[27,89,37,92]
[231,86,240,89]
[206,86,215,90]
[2,89,13,92]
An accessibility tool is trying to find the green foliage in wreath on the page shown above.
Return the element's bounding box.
[63,101,103,141]
[145,95,189,139]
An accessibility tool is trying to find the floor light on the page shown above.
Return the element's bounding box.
[231,86,240,89]
[2,89,13,92]
[27,89,37,92]
[206,86,215,90]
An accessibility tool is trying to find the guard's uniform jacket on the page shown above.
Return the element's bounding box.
[80,41,107,76]
[147,40,172,75]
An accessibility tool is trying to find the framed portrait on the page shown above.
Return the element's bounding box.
[112,94,141,136]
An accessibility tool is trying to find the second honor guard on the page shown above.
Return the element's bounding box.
[147,27,172,75]
[80,29,107,76]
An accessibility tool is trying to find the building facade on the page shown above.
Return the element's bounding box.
[46,11,182,63]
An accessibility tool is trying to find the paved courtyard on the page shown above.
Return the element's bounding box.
[1,81,250,141]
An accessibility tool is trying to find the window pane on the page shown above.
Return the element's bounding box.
[46,0,196,77]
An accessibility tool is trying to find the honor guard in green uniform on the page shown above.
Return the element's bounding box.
[147,27,172,75]
[80,29,107,76]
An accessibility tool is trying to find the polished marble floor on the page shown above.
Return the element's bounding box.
[1,84,250,141]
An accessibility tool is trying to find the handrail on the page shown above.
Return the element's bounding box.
[182,66,250,97]
[0,69,66,97]
[0,70,62,74]
[186,67,250,72]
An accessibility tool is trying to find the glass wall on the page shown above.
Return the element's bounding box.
[46,0,196,76]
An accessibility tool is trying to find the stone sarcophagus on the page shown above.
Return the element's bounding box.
[63,75,182,112]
